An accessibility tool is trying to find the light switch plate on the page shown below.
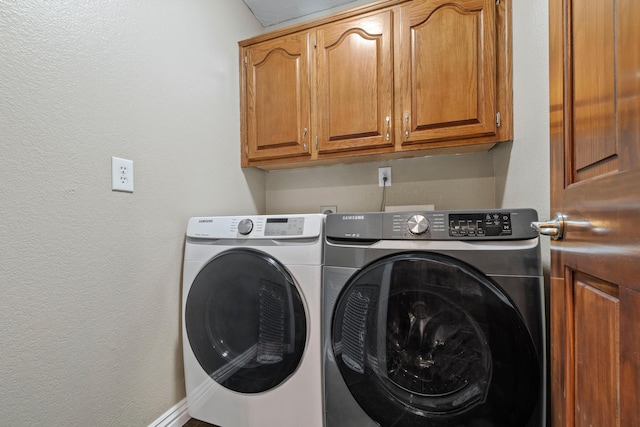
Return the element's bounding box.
[112,157,134,193]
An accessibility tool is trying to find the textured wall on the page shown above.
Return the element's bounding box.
[266,153,496,214]
[0,1,263,425]
[495,0,550,268]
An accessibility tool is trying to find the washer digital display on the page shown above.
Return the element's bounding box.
[449,213,512,237]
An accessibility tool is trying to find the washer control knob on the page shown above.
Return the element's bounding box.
[407,214,430,235]
[237,218,254,235]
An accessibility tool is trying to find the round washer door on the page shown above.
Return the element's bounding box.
[185,248,307,393]
[331,252,540,426]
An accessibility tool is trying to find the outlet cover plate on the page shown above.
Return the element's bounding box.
[378,166,392,187]
[112,157,134,193]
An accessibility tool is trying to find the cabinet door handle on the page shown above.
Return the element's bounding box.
[385,116,391,141]
[404,114,410,139]
[303,128,308,151]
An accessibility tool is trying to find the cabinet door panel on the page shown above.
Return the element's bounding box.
[245,33,311,162]
[398,0,496,146]
[316,11,394,154]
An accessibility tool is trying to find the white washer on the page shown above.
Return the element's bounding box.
[182,214,324,427]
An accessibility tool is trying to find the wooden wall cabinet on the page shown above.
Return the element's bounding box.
[243,32,312,162]
[239,0,512,169]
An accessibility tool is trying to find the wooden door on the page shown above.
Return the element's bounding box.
[547,0,640,425]
[315,10,394,154]
[397,0,497,147]
[243,32,312,164]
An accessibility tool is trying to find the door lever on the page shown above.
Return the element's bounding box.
[531,212,566,240]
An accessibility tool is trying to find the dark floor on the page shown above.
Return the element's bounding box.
[182,419,218,427]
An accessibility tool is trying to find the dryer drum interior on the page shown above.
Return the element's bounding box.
[185,248,307,394]
[331,252,540,426]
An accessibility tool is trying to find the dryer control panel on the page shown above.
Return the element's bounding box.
[187,214,323,239]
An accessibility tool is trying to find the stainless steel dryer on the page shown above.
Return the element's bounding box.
[322,209,546,427]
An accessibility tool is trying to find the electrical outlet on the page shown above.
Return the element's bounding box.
[378,166,392,187]
[112,157,134,193]
[321,205,337,214]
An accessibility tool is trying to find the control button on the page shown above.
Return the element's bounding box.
[407,214,430,235]
[237,218,254,235]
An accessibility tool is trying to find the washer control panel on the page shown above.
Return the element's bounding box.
[327,209,538,241]
[449,212,512,237]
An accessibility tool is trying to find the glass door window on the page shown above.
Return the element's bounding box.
[186,248,307,393]
[332,252,539,426]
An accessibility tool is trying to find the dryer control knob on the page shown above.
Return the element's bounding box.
[407,214,430,235]
[238,218,254,235]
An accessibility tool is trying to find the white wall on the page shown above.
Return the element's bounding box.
[0,1,263,425]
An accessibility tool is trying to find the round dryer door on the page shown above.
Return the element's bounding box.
[331,252,540,426]
[185,248,307,393]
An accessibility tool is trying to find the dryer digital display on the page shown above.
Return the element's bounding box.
[265,217,305,236]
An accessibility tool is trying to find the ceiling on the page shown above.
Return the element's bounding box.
[242,0,360,27]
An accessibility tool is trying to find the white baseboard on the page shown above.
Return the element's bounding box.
[148,397,190,427]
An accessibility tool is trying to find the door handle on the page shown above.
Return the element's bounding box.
[531,212,566,240]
